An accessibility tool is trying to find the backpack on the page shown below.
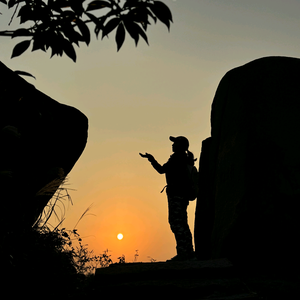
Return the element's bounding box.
[185,164,199,201]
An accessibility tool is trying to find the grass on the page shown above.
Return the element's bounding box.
[0,176,154,298]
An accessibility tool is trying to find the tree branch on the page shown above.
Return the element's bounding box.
[8,3,20,26]
[0,30,15,36]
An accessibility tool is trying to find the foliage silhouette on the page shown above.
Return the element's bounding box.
[0,0,173,61]
[0,177,145,297]
[0,2,165,295]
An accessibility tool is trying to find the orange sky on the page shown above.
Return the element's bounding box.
[2,0,300,263]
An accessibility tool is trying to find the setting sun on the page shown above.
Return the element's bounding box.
[117,233,124,240]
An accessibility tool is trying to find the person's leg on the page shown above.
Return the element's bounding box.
[168,196,194,258]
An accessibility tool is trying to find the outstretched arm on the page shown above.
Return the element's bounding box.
[139,153,165,174]
[139,152,155,161]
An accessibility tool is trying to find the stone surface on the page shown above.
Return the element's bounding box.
[195,136,214,260]
[93,259,260,300]
[194,56,300,269]
[0,61,88,228]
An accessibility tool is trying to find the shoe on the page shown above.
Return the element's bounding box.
[166,254,184,262]
[166,252,197,262]
[187,251,197,261]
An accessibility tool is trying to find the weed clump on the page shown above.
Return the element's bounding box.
[0,178,147,298]
[0,179,98,298]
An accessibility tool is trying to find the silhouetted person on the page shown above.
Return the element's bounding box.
[140,136,196,261]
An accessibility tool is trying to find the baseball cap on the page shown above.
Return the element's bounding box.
[169,136,189,150]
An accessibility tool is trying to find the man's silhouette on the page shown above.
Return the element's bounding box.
[140,136,196,261]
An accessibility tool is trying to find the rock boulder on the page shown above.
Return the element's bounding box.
[195,56,300,269]
[0,61,88,229]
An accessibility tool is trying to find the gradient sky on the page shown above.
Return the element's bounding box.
[1,0,300,263]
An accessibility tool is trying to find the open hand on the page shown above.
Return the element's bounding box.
[139,152,154,162]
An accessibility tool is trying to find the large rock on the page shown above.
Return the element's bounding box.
[93,259,260,300]
[0,61,88,229]
[195,56,300,268]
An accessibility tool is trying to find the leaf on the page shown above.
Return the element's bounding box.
[86,0,111,12]
[17,5,32,24]
[32,37,46,52]
[49,0,63,14]
[61,10,76,21]
[123,0,138,10]
[105,7,119,19]
[70,0,84,16]
[149,1,173,30]
[146,7,157,24]
[11,40,31,58]
[115,22,125,51]
[124,20,139,46]
[85,12,99,24]
[14,70,36,79]
[128,7,149,28]
[76,19,90,45]
[102,17,120,39]
[62,38,76,62]
[129,7,151,31]
[136,23,148,45]
[125,9,149,43]
[53,0,70,8]
[141,19,151,31]
[94,16,106,38]
[49,33,64,57]
[32,31,48,52]
[63,26,84,46]
[95,23,102,38]
[8,0,21,8]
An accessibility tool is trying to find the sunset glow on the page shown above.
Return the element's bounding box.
[4,0,300,263]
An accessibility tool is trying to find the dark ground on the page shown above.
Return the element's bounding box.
[72,258,300,300]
